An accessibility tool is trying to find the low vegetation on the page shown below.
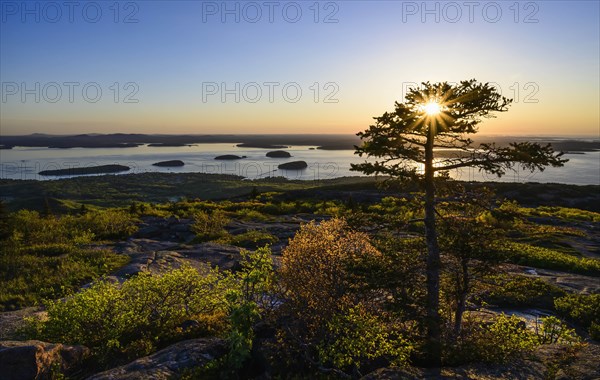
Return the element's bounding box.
[498,241,600,276]
[555,294,600,340]
[0,177,598,378]
[0,208,135,311]
[27,264,231,365]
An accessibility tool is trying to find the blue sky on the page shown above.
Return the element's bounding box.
[1,0,599,136]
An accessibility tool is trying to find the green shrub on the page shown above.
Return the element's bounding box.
[449,314,539,364]
[317,305,412,371]
[235,208,269,221]
[535,316,579,344]
[532,206,600,222]
[590,322,600,341]
[498,242,600,275]
[0,208,137,311]
[77,209,138,239]
[554,294,600,340]
[19,243,75,257]
[218,230,278,249]
[0,248,128,311]
[30,265,231,365]
[191,210,230,241]
[224,247,275,373]
[497,203,600,222]
[481,275,566,309]
[7,209,137,244]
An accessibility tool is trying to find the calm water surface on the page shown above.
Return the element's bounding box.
[0,144,598,185]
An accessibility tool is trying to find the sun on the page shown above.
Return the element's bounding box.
[422,101,441,116]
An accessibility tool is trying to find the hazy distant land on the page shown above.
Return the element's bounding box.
[1,134,598,152]
[0,134,357,150]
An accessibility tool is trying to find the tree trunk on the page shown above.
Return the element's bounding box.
[424,127,442,367]
[454,259,470,335]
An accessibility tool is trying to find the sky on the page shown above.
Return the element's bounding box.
[1,0,599,136]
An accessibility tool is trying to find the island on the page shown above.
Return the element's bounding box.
[278,161,308,170]
[266,150,292,158]
[152,160,185,167]
[215,155,246,160]
[39,164,130,176]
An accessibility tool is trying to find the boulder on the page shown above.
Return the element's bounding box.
[0,340,89,380]
[278,161,308,170]
[266,150,291,158]
[87,338,227,380]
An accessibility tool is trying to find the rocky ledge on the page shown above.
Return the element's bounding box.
[87,338,227,380]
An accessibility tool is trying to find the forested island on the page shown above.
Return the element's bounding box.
[152,160,185,167]
[38,164,131,176]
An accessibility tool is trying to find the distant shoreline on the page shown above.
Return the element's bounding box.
[0,134,598,152]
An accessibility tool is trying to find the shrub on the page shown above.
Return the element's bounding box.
[498,242,600,275]
[218,230,278,249]
[0,208,136,311]
[317,305,413,371]
[280,218,382,332]
[481,275,566,309]
[225,247,275,373]
[6,209,137,244]
[31,264,231,365]
[19,243,75,257]
[0,247,128,311]
[534,316,579,344]
[532,206,600,222]
[276,218,399,376]
[77,209,138,239]
[191,210,229,241]
[449,314,538,364]
[554,294,600,340]
[235,208,269,221]
[590,322,600,341]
